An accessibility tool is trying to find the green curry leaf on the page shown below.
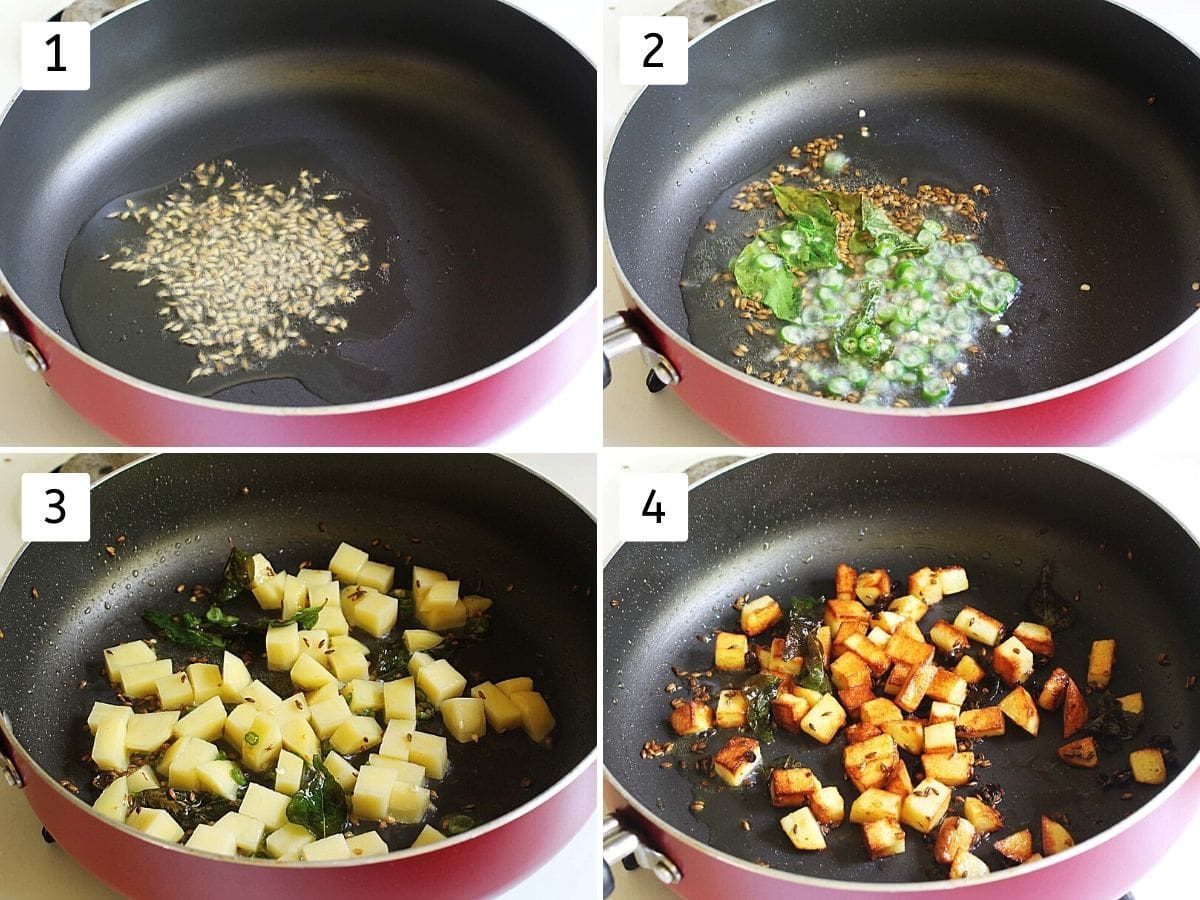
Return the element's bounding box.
[286,756,347,839]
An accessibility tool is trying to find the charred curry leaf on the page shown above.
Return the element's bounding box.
[1083,691,1143,750]
[131,788,237,830]
[742,672,782,743]
[376,641,411,682]
[1026,562,1076,630]
[143,609,226,652]
[286,755,347,839]
[212,547,255,606]
[782,595,832,694]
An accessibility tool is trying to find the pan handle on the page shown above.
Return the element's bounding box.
[0,295,48,374]
[602,312,679,394]
[602,814,681,896]
[0,711,26,788]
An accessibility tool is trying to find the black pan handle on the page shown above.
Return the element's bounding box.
[602,312,679,393]
[0,294,48,375]
[602,814,681,895]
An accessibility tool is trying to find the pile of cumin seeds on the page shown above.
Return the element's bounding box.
[106,160,371,381]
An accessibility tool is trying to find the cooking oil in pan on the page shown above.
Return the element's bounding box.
[61,142,407,405]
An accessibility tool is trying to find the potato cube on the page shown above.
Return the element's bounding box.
[1012,621,1054,657]
[908,567,943,603]
[510,691,556,742]
[867,627,892,647]
[120,659,172,698]
[355,591,399,638]
[92,717,130,771]
[994,829,1033,862]
[824,598,870,634]
[1087,639,1116,690]
[896,663,937,713]
[1117,692,1144,715]
[301,834,352,861]
[883,663,910,697]
[273,692,310,726]
[844,733,898,792]
[713,736,761,786]
[1041,816,1075,855]
[411,660,465,710]
[922,752,974,787]
[1130,747,1167,785]
[956,706,1005,739]
[771,693,811,734]
[962,796,1002,833]
[186,823,237,857]
[862,818,906,859]
[290,652,337,692]
[266,622,302,671]
[275,749,304,795]
[156,672,194,711]
[196,760,243,802]
[87,702,133,734]
[331,716,384,756]
[809,785,844,826]
[835,562,857,601]
[241,679,283,711]
[128,807,184,843]
[800,693,847,745]
[408,826,446,849]
[954,656,986,685]
[265,823,315,859]
[103,640,156,683]
[282,574,309,620]
[740,595,783,636]
[379,720,416,760]
[929,620,970,657]
[329,542,369,583]
[240,782,292,831]
[418,599,468,631]
[310,589,349,637]
[830,652,873,691]
[215,651,252,705]
[885,633,934,669]
[999,686,1040,735]
[885,760,914,797]
[411,565,448,599]
[215,812,266,855]
[928,702,961,725]
[324,751,359,793]
[769,767,820,807]
[993,636,1034,686]
[328,648,370,683]
[1038,667,1072,711]
[1057,736,1099,768]
[173,696,226,742]
[1063,678,1088,739]
[900,778,951,833]
[832,621,870,658]
[845,723,883,745]
[341,679,383,716]
[224,703,258,750]
[367,755,425,785]
[93,775,129,822]
[357,560,396,594]
[297,568,333,587]
[403,629,444,653]
[297,629,332,664]
[927,669,968,706]
[855,569,892,606]
[850,788,902,824]
[713,689,748,729]
[308,695,353,741]
[124,710,179,754]
[252,566,286,610]
[407,732,449,779]
[859,697,902,727]
[923,721,957,756]
[126,764,159,793]
[953,607,1004,646]
[241,714,283,773]
[714,632,750,671]
[180,663,219,705]
[937,566,969,595]
[888,594,928,622]
[780,807,826,850]
[837,684,877,719]
[378,677,417,724]
[167,737,220,791]
[843,633,890,676]
[388,783,432,824]
[463,594,493,617]
[949,849,989,879]
[871,610,905,634]
[883,720,924,755]
[347,830,391,857]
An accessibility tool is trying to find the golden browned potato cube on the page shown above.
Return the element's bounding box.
[1087,639,1116,690]
[780,807,826,851]
[855,569,892,606]
[866,627,892,648]
[844,733,898,792]
[871,610,905,634]
[809,785,845,826]
[844,723,883,746]
[831,652,873,691]
[885,760,914,797]
[1117,692,1144,715]
[816,625,832,663]
[1057,736,1099,768]
[715,690,749,729]
[800,693,847,745]
[954,655,986,685]
[849,788,901,824]
[824,598,870,634]
[883,663,910,697]
[900,778,951,834]
[928,701,961,724]
[764,638,802,678]
[888,594,928,622]
[714,631,750,671]
[740,595,783,636]
[956,706,1006,739]
[1038,667,1072,711]
[1063,678,1088,739]
[952,606,1004,646]
[937,566,969,595]
[1129,747,1167,785]
[927,668,968,706]
[993,829,1033,862]
[962,797,1002,834]
[949,849,989,879]
[837,684,877,718]
[769,767,820,807]
[835,562,857,601]
[929,620,970,657]
[1012,621,1054,657]
[860,697,903,727]
[923,720,958,755]
[862,817,906,860]
[883,720,924,755]
[792,686,823,707]
[933,815,976,865]
[921,751,974,787]
[993,636,1034,686]
[999,685,1040,736]
[833,621,870,658]
[895,662,937,713]
[771,693,810,734]
[885,633,935,669]
[843,633,890,676]
[908,566,943,603]
[670,700,714,736]
[1041,816,1075,855]
[713,736,761,787]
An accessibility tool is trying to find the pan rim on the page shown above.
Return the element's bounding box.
[601,0,1200,420]
[0,0,599,417]
[0,450,599,867]
[601,450,1200,888]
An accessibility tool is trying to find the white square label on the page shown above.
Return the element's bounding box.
[21,22,91,92]
[22,473,91,542]
[619,16,688,86]
[619,472,688,542]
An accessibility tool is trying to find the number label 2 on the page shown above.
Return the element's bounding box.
[21,473,91,542]
[619,16,689,86]
[642,32,665,68]
[620,473,688,542]
[21,22,90,91]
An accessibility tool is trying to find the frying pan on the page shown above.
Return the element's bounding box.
[604,454,1200,897]
[604,0,1200,445]
[0,453,596,899]
[0,0,597,446]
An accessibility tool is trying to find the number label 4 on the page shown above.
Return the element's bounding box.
[619,473,688,542]
[618,16,688,86]
[21,473,91,542]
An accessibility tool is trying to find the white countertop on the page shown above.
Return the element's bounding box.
[0,451,599,898]
[602,0,1200,448]
[0,0,601,451]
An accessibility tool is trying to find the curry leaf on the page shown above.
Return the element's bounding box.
[205,606,240,629]
[131,789,237,830]
[286,756,347,839]
[376,641,411,682]
[859,196,926,255]
[212,547,255,606]
[1083,691,1143,750]
[733,237,801,321]
[143,609,226,651]
[742,672,781,743]
[270,603,325,631]
[1026,562,1076,630]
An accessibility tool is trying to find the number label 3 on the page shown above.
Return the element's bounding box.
[21,22,91,92]
[619,473,688,542]
[618,16,689,86]
[22,473,91,542]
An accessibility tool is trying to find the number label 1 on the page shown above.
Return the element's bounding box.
[619,472,688,542]
[21,473,91,542]
[618,16,689,86]
[21,22,91,91]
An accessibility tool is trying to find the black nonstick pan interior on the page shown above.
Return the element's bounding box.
[604,454,1200,882]
[0,453,596,851]
[605,0,1200,405]
[0,0,596,406]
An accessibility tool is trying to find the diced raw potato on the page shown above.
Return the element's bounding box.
[271,692,310,726]
[896,663,937,713]
[417,659,468,708]
[844,734,899,793]
[167,737,220,791]
[471,681,523,732]
[408,731,450,780]
[253,568,286,611]
[463,595,493,616]
[1062,678,1088,739]
[1130,747,1167,785]
[712,736,761,786]
[1038,667,1072,711]
[928,701,961,724]
[900,778,951,833]
[780,807,826,850]
[310,590,349,637]
[1057,736,1099,768]
[927,669,968,705]
[800,693,847,745]
[280,717,321,761]
[495,676,532,696]
[937,566,969,595]
[282,574,309,620]
[184,663,221,705]
[830,652,872,691]
[324,649,367,683]
[173,696,226,742]
[771,693,810,734]
[740,595,783,636]
[999,686,1040,735]
[265,823,316,859]
[670,700,714,736]
[367,755,425,785]
[929,620,970,657]
[120,659,173,698]
[186,823,237,857]
[92,717,130,771]
[103,640,156,683]
[297,568,333,587]
[993,636,1034,686]
[769,767,820,807]
[297,629,331,664]
[126,711,180,753]
[994,829,1033,862]
[330,634,370,656]
[403,630,444,653]
[330,716,384,756]
[156,735,191,775]
[216,651,252,705]
[835,562,857,601]
[850,788,902,824]
[417,600,467,631]
[423,579,461,610]
[883,720,924,755]
[409,825,446,849]
[156,672,195,710]
[793,686,823,707]
[1117,692,1144,715]
[809,785,845,826]
[862,817,906,859]
[888,594,928,622]
[126,764,159,793]
[441,697,487,743]
[921,752,974,787]
[1012,621,1054,657]
[714,632,750,671]
[215,811,266,855]
[954,656,986,685]
[239,782,291,831]
[962,797,1002,833]
[128,807,184,843]
[274,749,305,795]
[952,607,1004,646]
[389,783,432,823]
[356,561,396,594]
[1087,639,1116,690]
[197,760,243,801]
[956,706,1005,739]
[346,830,390,858]
[291,653,337,691]
[87,702,133,734]
[1041,816,1075,855]
[329,542,369,583]
[224,703,257,750]
[923,721,957,755]
[266,623,302,671]
[241,714,283,773]
[323,752,358,792]
[301,834,352,861]
[855,568,892,606]
[412,566,448,601]
[341,679,383,715]
[353,764,398,820]
[377,678,418,724]
[380,720,416,760]
[241,679,283,711]
[341,584,370,624]
[949,849,989,879]
[93,775,129,821]
[355,591,398,638]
